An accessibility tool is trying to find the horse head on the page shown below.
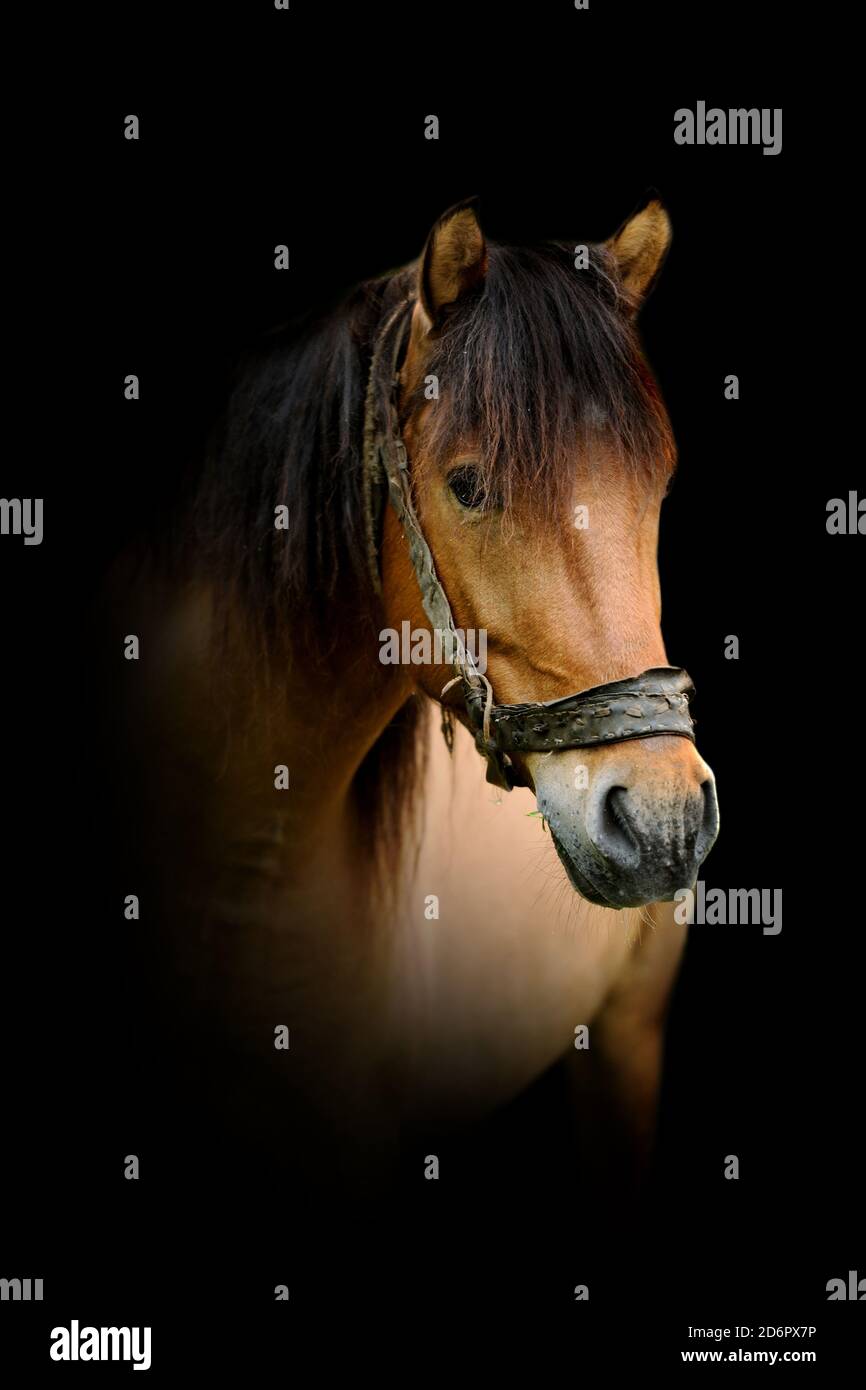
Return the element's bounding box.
[377,198,719,908]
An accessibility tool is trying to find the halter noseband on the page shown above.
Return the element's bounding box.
[361,300,696,792]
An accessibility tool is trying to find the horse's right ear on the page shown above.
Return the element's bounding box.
[417,198,488,332]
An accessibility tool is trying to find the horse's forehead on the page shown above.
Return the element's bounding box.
[406,403,662,496]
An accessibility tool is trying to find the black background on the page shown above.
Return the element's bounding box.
[2,1,861,1374]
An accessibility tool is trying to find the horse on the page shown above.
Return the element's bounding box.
[102,195,719,1202]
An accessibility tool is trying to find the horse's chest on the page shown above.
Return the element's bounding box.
[385,723,636,1121]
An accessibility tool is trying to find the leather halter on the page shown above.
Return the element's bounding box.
[362,300,696,792]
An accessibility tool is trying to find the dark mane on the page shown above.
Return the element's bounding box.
[176,236,675,876]
[188,267,411,653]
[412,241,675,515]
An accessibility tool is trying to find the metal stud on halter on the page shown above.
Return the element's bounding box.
[362,302,697,792]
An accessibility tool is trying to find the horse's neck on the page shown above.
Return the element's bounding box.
[118,562,414,908]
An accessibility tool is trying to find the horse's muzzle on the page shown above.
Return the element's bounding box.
[535,745,720,910]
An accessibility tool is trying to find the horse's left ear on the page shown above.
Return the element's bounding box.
[418,198,488,331]
[605,195,671,309]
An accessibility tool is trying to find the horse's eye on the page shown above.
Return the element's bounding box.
[448,465,487,510]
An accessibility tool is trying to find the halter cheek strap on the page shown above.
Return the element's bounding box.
[362,301,696,792]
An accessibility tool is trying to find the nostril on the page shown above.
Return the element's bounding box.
[593,784,641,869]
[695,777,720,860]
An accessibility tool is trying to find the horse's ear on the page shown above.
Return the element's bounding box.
[418,198,487,329]
[605,195,671,309]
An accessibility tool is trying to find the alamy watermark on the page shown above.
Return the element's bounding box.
[674,103,782,156]
[826,491,865,534]
[674,881,782,935]
[0,497,43,545]
[379,622,487,674]
[1,1276,43,1300]
[50,1320,152,1371]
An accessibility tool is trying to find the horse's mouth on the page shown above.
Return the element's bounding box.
[550,830,619,909]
